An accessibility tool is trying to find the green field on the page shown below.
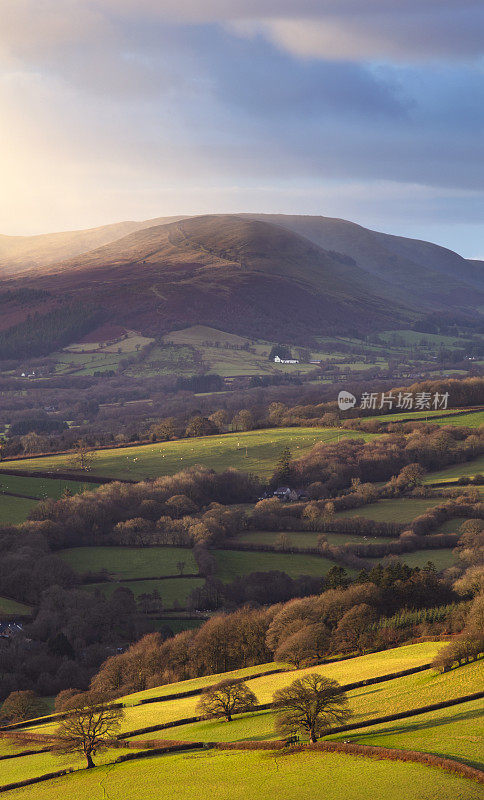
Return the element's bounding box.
[83,577,204,607]
[117,643,442,709]
[59,547,197,579]
[0,428,372,481]
[335,498,446,523]
[429,410,483,428]
[120,662,289,705]
[0,595,32,616]
[374,409,483,428]
[393,548,458,571]
[214,549,342,581]
[330,697,483,769]
[0,474,99,525]
[3,749,478,800]
[148,658,482,744]
[164,325,320,377]
[9,644,482,800]
[145,617,204,634]
[231,532,458,571]
[24,643,445,738]
[436,518,469,535]
[0,746,127,788]
[234,530,396,548]
[0,474,98,499]
[424,456,484,484]
[378,329,474,350]
[0,494,37,524]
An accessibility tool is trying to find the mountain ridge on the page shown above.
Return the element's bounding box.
[0,213,482,344]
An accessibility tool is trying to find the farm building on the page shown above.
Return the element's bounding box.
[273,356,299,364]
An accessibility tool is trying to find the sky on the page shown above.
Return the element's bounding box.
[0,1,483,257]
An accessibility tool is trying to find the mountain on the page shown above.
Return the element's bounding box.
[0,215,408,341]
[244,215,484,308]
[0,216,186,275]
[0,213,482,346]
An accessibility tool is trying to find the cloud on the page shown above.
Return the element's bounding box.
[1,1,483,64]
[231,9,484,63]
[0,0,483,256]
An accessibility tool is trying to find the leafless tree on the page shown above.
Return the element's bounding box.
[54,691,123,768]
[272,674,351,743]
[197,679,257,722]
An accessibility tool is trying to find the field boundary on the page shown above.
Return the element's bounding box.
[326,690,484,734]
[118,688,484,741]
[0,467,131,485]
[129,661,434,710]
[0,768,73,793]
[216,740,484,784]
[0,738,481,794]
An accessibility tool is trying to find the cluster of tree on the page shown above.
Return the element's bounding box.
[280,426,483,496]
[432,593,483,672]
[0,305,102,359]
[0,584,143,699]
[0,288,50,306]
[9,416,68,437]
[30,467,260,548]
[188,571,326,610]
[90,562,462,696]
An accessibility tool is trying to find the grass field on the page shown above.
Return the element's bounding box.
[164,326,319,377]
[3,748,478,800]
[330,697,483,769]
[0,746,127,788]
[0,474,99,524]
[83,577,204,607]
[145,617,203,634]
[393,548,458,571]
[0,595,32,616]
[213,549,343,581]
[0,474,98,499]
[428,410,484,428]
[149,658,482,744]
[234,531,396,548]
[436,518,468,535]
[0,494,37,524]
[59,547,197,579]
[335,498,446,523]
[120,662,290,705]
[373,409,483,428]
[0,428,372,481]
[24,644,445,738]
[424,456,484,484]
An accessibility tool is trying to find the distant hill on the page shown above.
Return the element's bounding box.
[0,216,186,275]
[0,213,482,347]
[245,214,484,307]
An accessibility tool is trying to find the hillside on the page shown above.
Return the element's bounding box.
[0,214,482,346]
[4,647,482,800]
[0,216,186,276]
[0,216,408,341]
[245,214,484,308]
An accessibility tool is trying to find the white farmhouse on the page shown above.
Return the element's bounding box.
[274,356,299,364]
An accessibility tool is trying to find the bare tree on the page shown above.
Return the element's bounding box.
[197,679,257,722]
[54,691,123,768]
[1,690,48,723]
[69,440,96,472]
[272,674,351,743]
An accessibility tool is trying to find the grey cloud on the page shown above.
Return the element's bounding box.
[1,1,483,63]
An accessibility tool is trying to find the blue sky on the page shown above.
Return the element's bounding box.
[0,0,483,257]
